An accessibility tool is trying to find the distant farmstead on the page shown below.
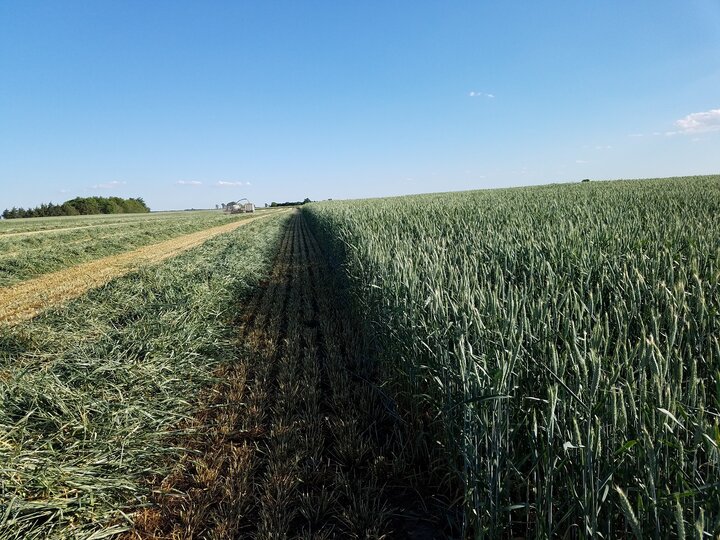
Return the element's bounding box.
[224,199,255,214]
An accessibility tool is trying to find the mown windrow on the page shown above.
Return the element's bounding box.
[0,213,289,538]
[0,212,286,325]
[303,175,720,537]
[0,210,263,287]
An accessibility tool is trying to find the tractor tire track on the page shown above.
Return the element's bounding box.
[132,212,449,539]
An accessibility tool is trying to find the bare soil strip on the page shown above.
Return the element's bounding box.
[131,213,451,539]
[0,213,284,326]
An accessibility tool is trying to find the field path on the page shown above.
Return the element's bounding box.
[0,212,285,325]
[131,212,450,539]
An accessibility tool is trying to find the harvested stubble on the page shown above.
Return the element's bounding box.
[0,213,289,538]
[303,175,720,538]
[0,212,284,325]
[133,212,454,539]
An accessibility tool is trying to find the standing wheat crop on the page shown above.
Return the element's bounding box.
[303,175,720,538]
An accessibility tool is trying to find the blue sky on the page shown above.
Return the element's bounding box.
[1,1,719,211]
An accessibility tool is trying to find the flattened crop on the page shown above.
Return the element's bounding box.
[0,213,284,325]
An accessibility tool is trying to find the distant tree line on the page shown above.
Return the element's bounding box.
[2,196,150,219]
[269,198,312,207]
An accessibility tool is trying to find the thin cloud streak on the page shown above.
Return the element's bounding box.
[92,180,127,189]
[215,181,251,187]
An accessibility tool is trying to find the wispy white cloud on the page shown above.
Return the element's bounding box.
[177,180,202,185]
[469,91,495,98]
[631,132,666,137]
[92,180,126,190]
[215,181,251,187]
[575,159,589,164]
[673,108,720,134]
[582,144,612,150]
[630,107,720,138]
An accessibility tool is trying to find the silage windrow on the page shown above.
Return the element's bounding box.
[303,175,720,537]
[0,213,290,539]
[0,210,261,287]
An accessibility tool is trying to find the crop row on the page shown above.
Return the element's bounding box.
[303,175,720,537]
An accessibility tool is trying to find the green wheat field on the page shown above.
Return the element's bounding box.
[1,175,718,538]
